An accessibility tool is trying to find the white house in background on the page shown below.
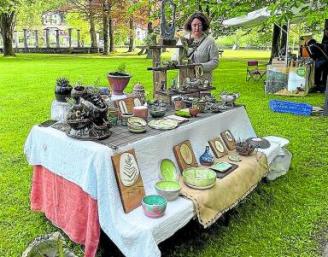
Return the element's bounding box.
[135,24,147,41]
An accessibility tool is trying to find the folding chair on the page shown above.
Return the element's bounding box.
[246,60,266,81]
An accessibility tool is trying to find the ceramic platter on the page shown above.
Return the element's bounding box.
[160,159,179,181]
[148,119,178,130]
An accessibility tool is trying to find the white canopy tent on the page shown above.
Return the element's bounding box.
[222,7,271,28]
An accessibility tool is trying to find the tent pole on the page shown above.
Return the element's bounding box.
[285,20,290,67]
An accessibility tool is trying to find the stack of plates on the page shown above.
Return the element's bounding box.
[127,117,147,133]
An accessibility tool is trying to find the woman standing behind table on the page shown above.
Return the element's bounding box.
[183,12,219,83]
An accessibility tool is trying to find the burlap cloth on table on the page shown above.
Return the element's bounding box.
[179,153,268,228]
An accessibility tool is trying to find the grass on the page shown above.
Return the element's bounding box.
[0,49,327,257]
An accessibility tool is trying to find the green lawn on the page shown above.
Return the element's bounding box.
[0,50,327,257]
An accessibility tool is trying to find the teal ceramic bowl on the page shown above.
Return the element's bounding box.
[155,181,181,201]
[183,167,216,189]
[142,195,167,218]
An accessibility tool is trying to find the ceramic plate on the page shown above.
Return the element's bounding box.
[214,140,224,152]
[160,159,179,181]
[148,119,178,130]
[179,143,193,165]
[228,154,241,162]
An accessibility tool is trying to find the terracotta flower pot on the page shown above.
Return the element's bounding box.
[107,72,131,95]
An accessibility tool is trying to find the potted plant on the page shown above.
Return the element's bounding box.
[55,77,72,102]
[107,63,131,96]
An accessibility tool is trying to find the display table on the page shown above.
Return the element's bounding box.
[25,107,281,257]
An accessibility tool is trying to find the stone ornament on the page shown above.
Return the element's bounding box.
[160,0,176,41]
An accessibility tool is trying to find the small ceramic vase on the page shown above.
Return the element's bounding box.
[189,107,199,117]
[199,146,214,166]
[174,100,184,111]
[121,113,133,126]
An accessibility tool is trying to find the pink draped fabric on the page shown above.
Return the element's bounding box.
[31,165,100,257]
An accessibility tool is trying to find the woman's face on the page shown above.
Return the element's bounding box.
[191,18,203,38]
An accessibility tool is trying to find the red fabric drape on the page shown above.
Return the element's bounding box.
[31,165,100,257]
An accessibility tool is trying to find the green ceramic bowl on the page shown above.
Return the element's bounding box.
[155,181,181,201]
[141,195,167,218]
[183,167,216,189]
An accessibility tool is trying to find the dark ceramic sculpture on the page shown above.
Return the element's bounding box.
[55,78,72,102]
[66,91,111,140]
[236,141,255,156]
[199,146,214,166]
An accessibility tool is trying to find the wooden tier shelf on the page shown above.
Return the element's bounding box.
[147,63,200,71]
[155,86,215,96]
[148,45,184,49]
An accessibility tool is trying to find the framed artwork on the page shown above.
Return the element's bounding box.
[111,149,145,213]
[208,137,228,158]
[173,140,198,171]
[220,130,236,150]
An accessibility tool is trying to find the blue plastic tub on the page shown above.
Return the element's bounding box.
[269,100,312,116]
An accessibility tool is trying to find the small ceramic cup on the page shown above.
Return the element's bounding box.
[121,113,133,126]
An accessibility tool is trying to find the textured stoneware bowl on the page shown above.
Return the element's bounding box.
[183,167,216,189]
[142,195,167,218]
[155,181,181,201]
[150,108,166,118]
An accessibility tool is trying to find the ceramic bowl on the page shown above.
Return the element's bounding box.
[127,117,147,133]
[141,195,167,218]
[155,181,181,201]
[150,108,166,118]
[183,167,216,189]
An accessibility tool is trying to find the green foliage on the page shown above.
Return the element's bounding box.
[65,12,91,46]
[116,62,127,73]
[0,0,21,14]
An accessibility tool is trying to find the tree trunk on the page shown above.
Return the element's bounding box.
[280,24,288,56]
[89,14,97,48]
[109,15,114,52]
[127,17,134,52]
[269,24,281,63]
[102,4,109,55]
[0,12,15,56]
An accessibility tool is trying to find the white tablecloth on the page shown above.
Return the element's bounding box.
[24,107,278,257]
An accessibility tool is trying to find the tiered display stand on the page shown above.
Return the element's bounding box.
[147,45,214,104]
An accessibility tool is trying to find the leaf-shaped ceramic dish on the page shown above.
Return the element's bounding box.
[160,159,179,181]
[182,167,216,189]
